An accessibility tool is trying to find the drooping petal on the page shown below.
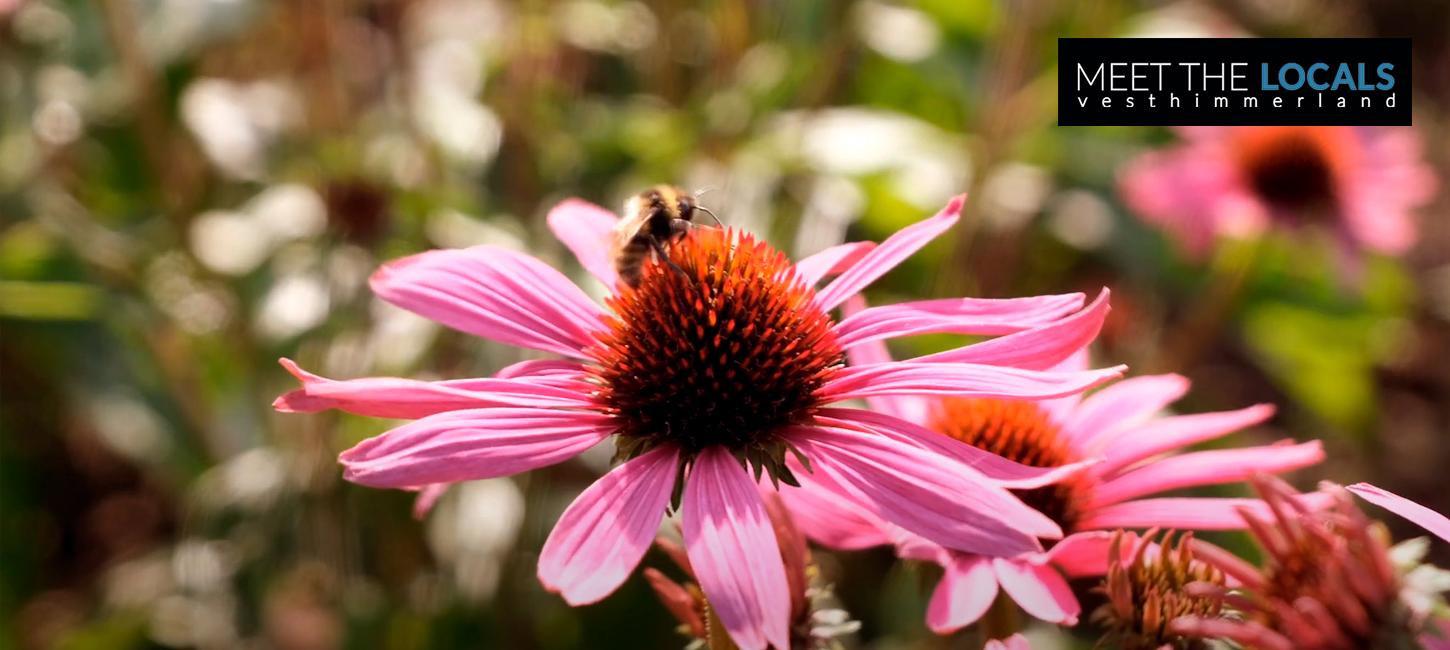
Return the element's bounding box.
[412,483,449,519]
[1079,494,1334,531]
[538,445,678,604]
[1347,483,1450,544]
[816,408,1099,490]
[1090,441,1325,508]
[683,449,791,650]
[547,198,620,288]
[774,459,893,550]
[339,407,615,488]
[1093,404,1275,478]
[785,426,1058,556]
[993,558,1080,625]
[911,289,1109,370]
[273,358,592,418]
[1064,373,1190,449]
[495,358,592,380]
[1040,531,1131,578]
[835,292,1080,346]
[814,195,964,310]
[833,293,1086,348]
[793,241,877,287]
[839,297,925,422]
[926,556,998,634]
[370,246,604,357]
[985,634,1032,650]
[820,362,1124,402]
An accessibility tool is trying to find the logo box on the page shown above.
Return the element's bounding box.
[1058,38,1411,126]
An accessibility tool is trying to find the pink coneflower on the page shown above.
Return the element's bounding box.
[275,195,1125,649]
[781,340,1323,633]
[1175,477,1450,650]
[1119,126,1436,259]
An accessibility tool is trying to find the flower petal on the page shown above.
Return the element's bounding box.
[538,445,678,604]
[985,634,1031,650]
[1064,373,1190,449]
[833,293,1086,348]
[273,358,592,418]
[547,198,620,288]
[820,362,1125,402]
[993,558,1080,625]
[794,241,877,287]
[1079,494,1333,531]
[814,195,963,310]
[912,289,1109,370]
[785,426,1058,556]
[775,460,893,550]
[839,297,926,421]
[926,556,997,634]
[412,483,449,519]
[370,246,603,357]
[684,448,791,650]
[1347,483,1450,544]
[816,408,1098,490]
[1090,441,1324,508]
[339,407,614,488]
[1093,404,1275,478]
[1041,531,1131,578]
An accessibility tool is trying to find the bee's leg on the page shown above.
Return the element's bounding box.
[650,236,691,281]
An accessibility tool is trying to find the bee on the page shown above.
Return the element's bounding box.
[611,185,720,287]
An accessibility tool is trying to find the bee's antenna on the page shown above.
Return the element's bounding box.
[693,186,716,198]
[696,205,723,227]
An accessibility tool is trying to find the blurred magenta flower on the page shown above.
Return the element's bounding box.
[986,634,1030,649]
[1119,126,1436,259]
[1176,477,1450,650]
[781,340,1323,632]
[276,195,1125,649]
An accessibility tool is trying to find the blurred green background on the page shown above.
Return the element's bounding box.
[2,1,1448,648]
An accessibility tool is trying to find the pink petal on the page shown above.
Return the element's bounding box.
[495,358,592,380]
[820,361,1125,402]
[412,483,449,519]
[1063,373,1190,449]
[832,292,1086,348]
[814,195,964,310]
[839,296,926,422]
[816,408,1098,490]
[775,460,893,551]
[546,198,620,288]
[926,556,997,634]
[273,358,591,418]
[1079,494,1332,531]
[683,449,791,650]
[784,426,1058,556]
[1347,483,1450,544]
[370,246,603,357]
[985,634,1031,650]
[1090,441,1324,508]
[793,241,877,286]
[1092,404,1275,478]
[913,289,1110,370]
[538,445,678,604]
[993,558,1080,625]
[1040,531,1130,578]
[339,407,615,488]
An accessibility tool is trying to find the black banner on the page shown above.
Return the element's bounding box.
[1058,38,1411,126]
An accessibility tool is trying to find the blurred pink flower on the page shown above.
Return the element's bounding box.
[1119,126,1436,259]
[276,196,1125,650]
[782,337,1324,633]
[985,633,1030,650]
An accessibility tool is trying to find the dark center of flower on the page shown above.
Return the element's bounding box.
[1092,531,1226,650]
[1239,129,1339,215]
[926,397,1085,533]
[588,228,843,468]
